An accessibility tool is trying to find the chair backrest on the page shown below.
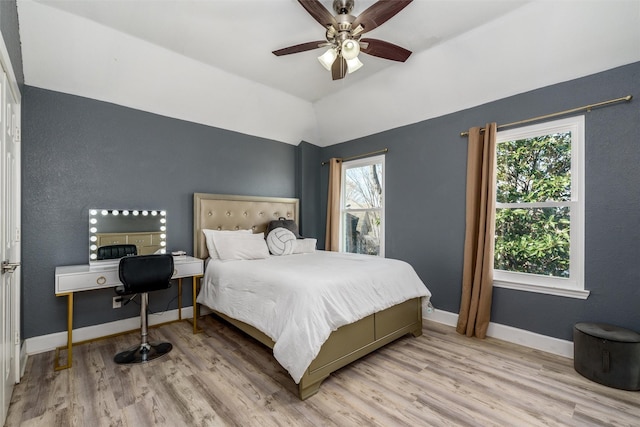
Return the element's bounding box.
[97,244,137,260]
[118,254,174,294]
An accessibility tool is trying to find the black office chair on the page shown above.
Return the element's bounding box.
[114,254,174,364]
[97,244,137,260]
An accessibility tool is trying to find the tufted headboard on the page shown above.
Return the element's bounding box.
[193,193,299,260]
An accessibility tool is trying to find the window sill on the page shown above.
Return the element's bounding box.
[494,280,590,300]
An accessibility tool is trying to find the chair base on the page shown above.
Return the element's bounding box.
[114,342,172,364]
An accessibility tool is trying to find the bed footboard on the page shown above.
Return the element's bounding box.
[297,297,423,399]
[208,297,422,400]
[203,295,422,400]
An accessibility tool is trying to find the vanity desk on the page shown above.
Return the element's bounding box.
[54,255,203,370]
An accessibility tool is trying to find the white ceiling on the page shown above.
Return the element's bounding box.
[17,0,640,146]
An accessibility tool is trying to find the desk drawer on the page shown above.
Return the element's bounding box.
[56,269,120,293]
[98,234,127,246]
[129,235,153,246]
[173,260,203,278]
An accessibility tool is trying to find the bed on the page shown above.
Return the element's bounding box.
[192,192,431,399]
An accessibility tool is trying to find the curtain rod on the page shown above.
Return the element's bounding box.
[459,95,633,137]
[321,148,388,166]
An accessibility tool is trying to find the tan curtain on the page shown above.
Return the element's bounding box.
[325,158,342,251]
[456,123,497,339]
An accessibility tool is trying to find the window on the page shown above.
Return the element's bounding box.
[340,155,385,256]
[493,116,587,299]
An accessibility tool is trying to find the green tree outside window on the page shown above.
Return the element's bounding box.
[494,132,572,277]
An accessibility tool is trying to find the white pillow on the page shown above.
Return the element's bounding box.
[293,238,317,254]
[266,228,297,256]
[212,232,270,260]
[202,229,252,260]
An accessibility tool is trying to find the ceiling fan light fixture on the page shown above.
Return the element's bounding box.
[275,0,414,80]
[318,48,338,71]
[346,56,363,74]
[341,39,360,60]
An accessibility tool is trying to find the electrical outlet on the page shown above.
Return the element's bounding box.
[112,296,122,309]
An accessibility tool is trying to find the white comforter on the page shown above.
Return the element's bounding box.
[196,250,431,383]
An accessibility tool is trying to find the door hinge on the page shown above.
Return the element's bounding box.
[14,330,20,345]
[1,260,20,273]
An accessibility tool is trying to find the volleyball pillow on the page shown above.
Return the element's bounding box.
[266,227,296,256]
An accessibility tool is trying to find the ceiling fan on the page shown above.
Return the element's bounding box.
[273,0,413,80]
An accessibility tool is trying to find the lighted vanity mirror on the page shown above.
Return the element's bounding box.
[89,209,167,264]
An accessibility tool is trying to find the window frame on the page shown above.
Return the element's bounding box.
[493,116,588,299]
[339,154,385,257]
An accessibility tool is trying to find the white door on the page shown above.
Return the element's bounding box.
[0,67,20,423]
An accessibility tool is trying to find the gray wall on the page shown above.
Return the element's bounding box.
[22,86,297,338]
[20,57,640,343]
[0,0,24,88]
[296,141,322,239]
[319,62,640,341]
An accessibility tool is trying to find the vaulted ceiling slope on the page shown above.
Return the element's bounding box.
[18,0,640,147]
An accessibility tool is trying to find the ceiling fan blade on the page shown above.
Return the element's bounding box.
[360,38,412,62]
[272,41,327,56]
[298,0,337,28]
[331,56,347,80]
[352,0,413,34]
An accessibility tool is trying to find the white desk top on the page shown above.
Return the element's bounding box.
[55,255,203,295]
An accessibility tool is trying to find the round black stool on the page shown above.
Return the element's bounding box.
[573,322,640,391]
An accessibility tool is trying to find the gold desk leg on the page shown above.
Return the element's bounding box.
[54,292,73,371]
[192,275,203,334]
[178,278,183,320]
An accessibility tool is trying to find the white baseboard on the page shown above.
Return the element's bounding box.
[24,305,209,355]
[25,305,572,361]
[19,341,28,379]
[424,308,574,359]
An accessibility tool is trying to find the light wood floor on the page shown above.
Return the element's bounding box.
[6,316,640,426]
